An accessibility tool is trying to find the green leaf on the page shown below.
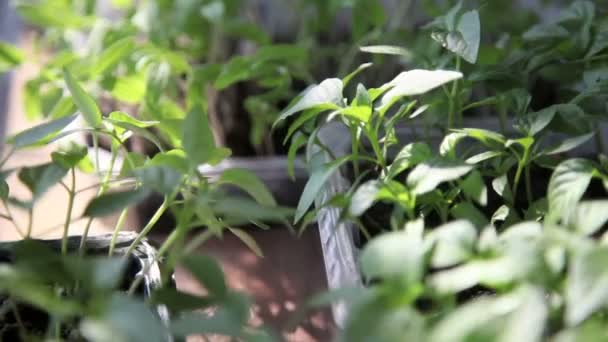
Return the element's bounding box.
[134,166,182,194]
[348,180,381,217]
[360,229,425,282]
[387,142,433,178]
[148,149,189,173]
[8,114,77,148]
[212,198,293,225]
[83,189,149,217]
[499,286,547,342]
[427,220,477,268]
[492,174,514,204]
[287,133,307,180]
[450,202,488,229]
[150,288,213,313]
[407,158,473,195]
[294,155,350,223]
[431,10,480,64]
[452,128,506,148]
[109,74,147,104]
[229,228,264,258]
[547,159,594,224]
[92,37,135,76]
[571,200,608,235]
[542,133,594,156]
[63,68,102,128]
[51,142,88,169]
[182,104,222,167]
[523,24,569,41]
[181,254,227,297]
[566,247,608,326]
[0,179,8,200]
[360,45,412,58]
[0,41,24,72]
[440,132,467,157]
[276,78,343,123]
[170,308,244,337]
[460,170,487,206]
[218,169,276,206]
[107,111,158,129]
[516,106,558,136]
[342,62,372,87]
[16,3,93,28]
[380,69,462,108]
[18,163,68,199]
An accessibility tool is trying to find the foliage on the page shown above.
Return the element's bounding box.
[0,56,288,341]
[279,1,608,341]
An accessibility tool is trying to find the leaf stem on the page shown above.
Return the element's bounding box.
[79,146,119,255]
[108,208,129,256]
[25,207,33,239]
[61,168,76,255]
[525,165,533,206]
[124,197,170,257]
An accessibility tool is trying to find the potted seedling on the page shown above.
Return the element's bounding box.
[278,0,608,335]
[0,67,289,340]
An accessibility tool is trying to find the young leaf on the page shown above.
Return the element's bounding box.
[276,78,343,122]
[492,174,514,204]
[407,158,473,195]
[7,114,77,148]
[380,69,462,107]
[218,169,276,206]
[181,254,227,297]
[360,45,412,58]
[342,63,372,87]
[84,189,149,217]
[51,142,88,169]
[63,69,102,128]
[360,230,424,282]
[387,142,433,178]
[547,159,594,224]
[229,228,264,258]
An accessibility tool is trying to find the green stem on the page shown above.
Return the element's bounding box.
[0,147,15,169]
[108,208,129,256]
[25,207,33,239]
[2,200,24,237]
[92,133,100,175]
[79,146,118,255]
[512,151,531,208]
[124,197,170,257]
[61,168,76,255]
[525,165,533,206]
[350,125,360,178]
[127,211,187,295]
[447,56,462,129]
[498,103,508,135]
[595,127,605,155]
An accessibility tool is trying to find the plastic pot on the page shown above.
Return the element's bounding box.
[0,232,174,341]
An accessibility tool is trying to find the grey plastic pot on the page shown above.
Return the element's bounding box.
[313,118,608,327]
[0,232,175,341]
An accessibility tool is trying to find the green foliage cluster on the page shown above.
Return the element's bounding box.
[279,1,608,341]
